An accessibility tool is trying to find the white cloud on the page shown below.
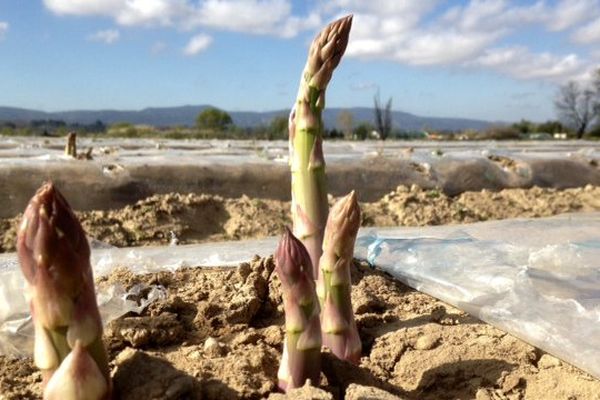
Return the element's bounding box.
[41,0,599,83]
[183,33,212,56]
[475,46,584,81]
[187,0,288,32]
[43,0,125,16]
[547,0,599,31]
[324,0,438,17]
[572,16,600,43]
[343,0,597,82]
[44,0,318,37]
[392,30,502,65]
[0,21,8,40]
[87,29,120,44]
[44,0,187,26]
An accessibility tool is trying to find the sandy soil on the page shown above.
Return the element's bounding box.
[1,185,600,399]
[2,185,600,253]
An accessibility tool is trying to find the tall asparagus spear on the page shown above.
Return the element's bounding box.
[275,228,322,392]
[290,15,353,280]
[319,191,362,364]
[17,183,111,400]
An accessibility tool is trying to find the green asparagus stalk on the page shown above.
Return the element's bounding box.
[17,183,111,400]
[290,15,353,280]
[275,228,322,392]
[318,191,361,364]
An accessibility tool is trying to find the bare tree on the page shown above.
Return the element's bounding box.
[337,110,354,139]
[555,81,596,139]
[593,69,600,117]
[374,92,393,140]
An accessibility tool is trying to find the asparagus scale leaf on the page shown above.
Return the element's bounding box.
[290,15,353,280]
[17,183,111,400]
[319,191,362,364]
[275,228,322,392]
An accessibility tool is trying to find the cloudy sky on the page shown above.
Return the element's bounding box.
[0,0,599,122]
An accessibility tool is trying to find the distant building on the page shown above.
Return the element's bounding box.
[553,132,568,140]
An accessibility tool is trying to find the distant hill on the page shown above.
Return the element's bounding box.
[0,105,492,131]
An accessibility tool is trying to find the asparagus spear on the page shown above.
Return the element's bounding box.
[65,132,77,158]
[17,183,111,400]
[275,228,322,392]
[318,191,361,364]
[44,341,109,400]
[290,15,353,280]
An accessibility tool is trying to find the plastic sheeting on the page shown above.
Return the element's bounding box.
[0,214,599,380]
[2,139,600,217]
[2,137,600,166]
[0,237,278,357]
[356,213,600,380]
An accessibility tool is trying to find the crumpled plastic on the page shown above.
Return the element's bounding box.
[0,214,599,381]
[355,212,600,380]
[0,237,278,357]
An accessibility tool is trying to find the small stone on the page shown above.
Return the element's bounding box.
[204,337,227,357]
[345,383,405,399]
[187,350,202,360]
[538,354,562,369]
[502,374,522,392]
[414,334,439,350]
[114,347,137,365]
[475,388,493,400]
[237,262,252,280]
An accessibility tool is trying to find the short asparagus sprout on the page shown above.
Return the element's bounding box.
[290,15,353,280]
[65,132,77,158]
[275,228,322,392]
[17,182,111,400]
[318,191,362,364]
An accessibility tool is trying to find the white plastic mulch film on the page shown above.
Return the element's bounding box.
[0,214,599,380]
[0,237,278,357]
[356,213,600,380]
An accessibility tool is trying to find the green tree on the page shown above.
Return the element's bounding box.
[353,122,372,140]
[511,119,536,134]
[536,120,567,135]
[196,107,233,131]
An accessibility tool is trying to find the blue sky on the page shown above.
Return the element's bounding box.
[0,0,599,122]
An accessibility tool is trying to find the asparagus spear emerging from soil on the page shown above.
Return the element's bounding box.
[290,15,353,280]
[275,228,322,392]
[17,183,111,400]
[65,132,77,158]
[318,191,362,364]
